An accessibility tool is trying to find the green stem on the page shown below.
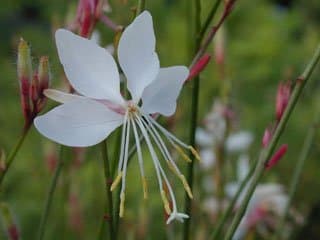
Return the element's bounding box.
[224,43,320,240]
[99,140,114,240]
[137,0,146,15]
[210,157,259,239]
[0,127,30,185]
[182,1,201,239]
[190,0,238,67]
[271,114,320,240]
[198,0,223,43]
[38,146,65,240]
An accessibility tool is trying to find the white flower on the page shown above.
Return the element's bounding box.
[226,131,253,153]
[34,11,199,224]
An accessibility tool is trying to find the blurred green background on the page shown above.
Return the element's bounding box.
[1,0,320,239]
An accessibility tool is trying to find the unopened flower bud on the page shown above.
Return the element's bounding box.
[214,27,225,66]
[262,127,273,148]
[0,149,6,172]
[76,0,102,37]
[187,54,211,81]
[38,56,50,94]
[265,144,288,170]
[17,38,32,122]
[0,203,19,240]
[30,72,39,104]
[276,81,291,122]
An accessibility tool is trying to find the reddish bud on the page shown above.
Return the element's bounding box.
[0,204,19,240]
[76,0,102,37]
[246,206,267,228]
[0,149,6,172]
[187,54,211,81]
[262,127,273,148]
[17,38,32,123]
[7,225,19,240]
[68,192,84,234]
[214,27,225,66]
[276,81,291,122]
[265,144,288,170]
[38,56,50,94]
[30,72,39,104]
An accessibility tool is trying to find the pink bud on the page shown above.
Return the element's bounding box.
[265,144,288,170]
[76,0,101,37]
[276,81,291,122]
[246,206,267,228]
[187,54,211,81]
[262,127,273,148]
[7,225,19,240]
[30,72,39,104]
[214,27,225,66]
[68,192,84,233]
[38,56,50,94]
[17,38,32,124]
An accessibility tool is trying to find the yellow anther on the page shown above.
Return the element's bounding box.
[110,172,123,191]
[167,161,179,176]
[173,144,192,163]
[179,174,193,199]
[161,190,172,215]
[142,178,148,199]
[119,192,125,217]
[189,146,201,162]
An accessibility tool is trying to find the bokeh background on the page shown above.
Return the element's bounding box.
[0,0,320,239]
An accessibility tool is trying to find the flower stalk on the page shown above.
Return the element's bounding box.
[271,112,320,240]
[210,158,259,239]
[38,146,65,240]
[99,140,114,240]
[0,127,30,186]
[223,42,320,240]
[182,0,201,238]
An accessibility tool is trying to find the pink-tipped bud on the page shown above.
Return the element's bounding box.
[68,192,84,233]
[0,203,19,240]
[76,0,102,37]
[30,72,39,104]
[0,149,6,172]
[262,127,273,148]
[8,225,19,240]
[276,81,291,122]
[38,56,50,94]
[17,38,32,122]
[265,144,288,170]
[214,27,225,66]
[187,54,211,81]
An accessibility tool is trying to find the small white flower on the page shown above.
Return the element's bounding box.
[34,11,198,223]
[226,131,253,153]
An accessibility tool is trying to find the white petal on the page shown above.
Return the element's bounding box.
[141,66,188,116]
[55,29,124,104]
[237,154,250,181]
[44,89,84,103]
[196,128,214,147]
[34,98,123,147]
[166,212,189,224]
[226,131,254,153]
[118,11,160,102]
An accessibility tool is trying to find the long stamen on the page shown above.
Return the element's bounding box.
[144,114,189,148]
[118,112,129,173]
[111,112,128,192]
[134,115,170,212]
[131,117,148,199]
[144,114,201,162]
[141,117,193,198]
[119,114,131,217]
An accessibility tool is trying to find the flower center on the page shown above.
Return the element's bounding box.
[127,100,139,116]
